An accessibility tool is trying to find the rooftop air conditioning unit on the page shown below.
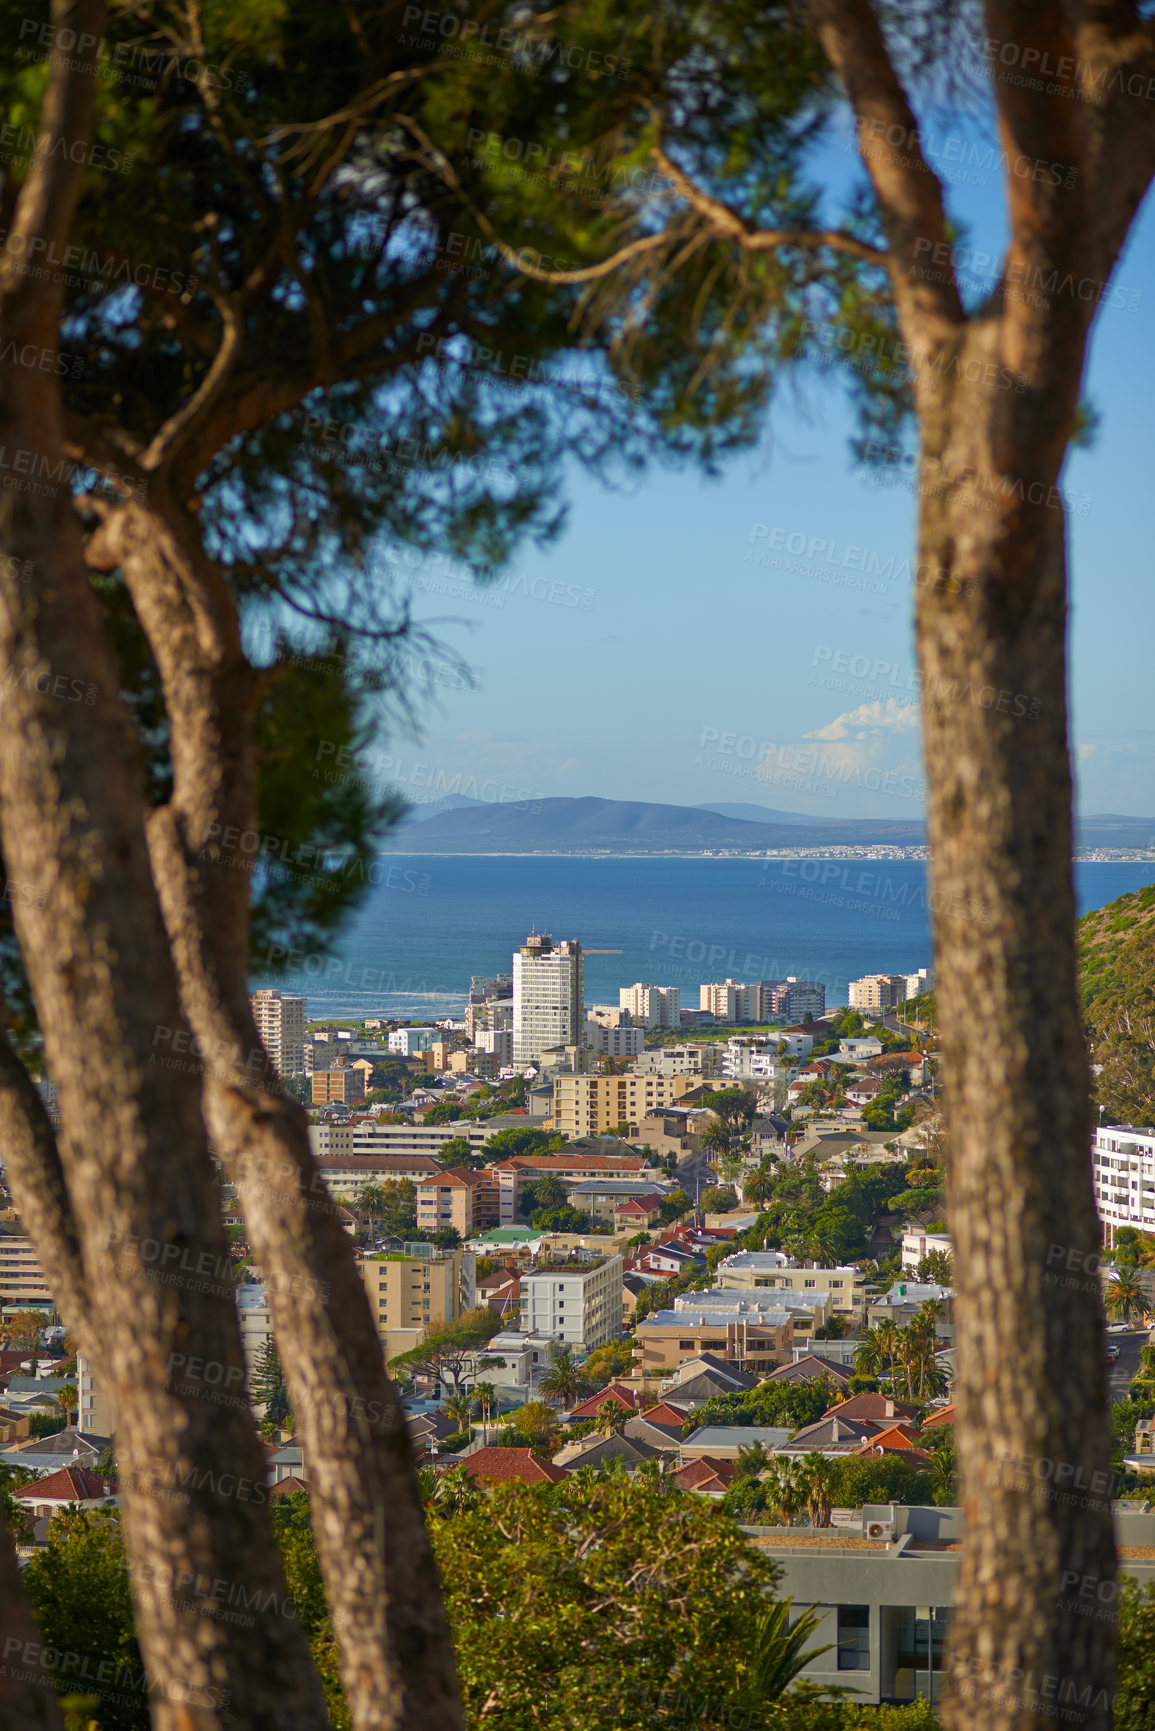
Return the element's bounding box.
[865,1516,896,1542]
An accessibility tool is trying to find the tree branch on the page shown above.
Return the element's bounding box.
[807,0,966,356]
[0,1032,93,1352]
[0,0,107,338]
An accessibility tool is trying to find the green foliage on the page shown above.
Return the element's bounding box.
[701,1185,738,1214]
[687,1379,835,1438]
[423,1100,464,1126]
[583,1342,635,1386]
[252,1338,292,1438]
[440,1138,485,1169]
[1118,1578,1155,1731]
[24,1510,146,1731]
[430,1475,784,1729]
[484,1128,565,1161]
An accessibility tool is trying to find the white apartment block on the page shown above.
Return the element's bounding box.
[388,1027,439,1056]
[513,933,584,1065]
[721,1039,791,1082]
[474,1027,514,1063]
[308,1122,495,1160]
[618,983,681,1028]
[251,989,306,1076]
[714,1251,866,1318]
[632,1043,724,1079]
[517,1254,624,1349]
[848,974,910,1013]
[1093,1125,1155,1236]
[584,1021,645,1057]
[700,979,755,1022]
[900,1229,952,1273]
[904,967,934,1000]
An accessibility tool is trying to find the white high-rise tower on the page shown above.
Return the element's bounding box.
[512,933,584,1065]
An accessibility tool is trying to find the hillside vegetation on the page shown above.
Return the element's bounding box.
[1077,885,1155,1125]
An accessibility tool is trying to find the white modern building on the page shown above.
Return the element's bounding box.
[517,1254,623,1349]
[900,1229,952,1274]
[619,983,681,1028]
[714,1251,865,1319]
[721,1039,793,1082]
[474,1027,514,1063]
[1093,1124,1155,1237]
[251,988,306,1076]
[633,1043,724,1079]
[512,933,584,1065]
[584,1021,645,1057]
[388,1027,439,1056]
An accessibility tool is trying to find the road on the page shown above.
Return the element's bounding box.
[1107,1326,1148,1401]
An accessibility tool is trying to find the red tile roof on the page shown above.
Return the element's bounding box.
[16,1466,114,1504]
[920,1403,955,1430]
[269,1476,310,1497]
[568,1383,642,1420]
[637,1402,690,1430]
[824,1393,918,1424]
[458,1447,565,1485]
[673,1455,736,1491]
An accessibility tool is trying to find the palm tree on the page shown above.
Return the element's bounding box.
[595,1398,629,1437]
[538,1345,592,1409]
[444,1393,474,1436]
[55,1382,78,1429]
[701,1119,731,1160]
[801,1452,835,1529]
[742,1599,834,1700]
[734,1439,774,1480]
[434,1464,482,1516]
[1107,1268,1151,1324]
[744,1159,777,1209]
[766,1459,807,1527]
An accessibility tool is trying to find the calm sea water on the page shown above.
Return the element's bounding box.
[254,856,1155,1021]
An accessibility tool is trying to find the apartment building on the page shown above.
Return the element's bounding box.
[715,1250,865,1319]
[900,1230,952,1274]
[513,932,584,1064]
[633,1043,724,1079]
[758,978,826,1021]
[848,974,910,1013]
[517,1254,623,1349]
[250,988,306,1076]
[699,980,749,1022]
[553,1072,692,1138]
[618,983,681,1028]
[357,1244,475,1364]
[584,1022,645,1058]
[635,1303,795,1373]
[311,1064,366,1106]
[474,1027,513,1063]
[0,1220,54,1311]
[311,1154,446,1202]
[1093,1124,1155,1237]
[416,1168,501,1237]
[494,1152,656,1226]
[388,1027,439,1056]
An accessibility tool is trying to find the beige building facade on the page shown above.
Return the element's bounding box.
[553,1072,692,1138]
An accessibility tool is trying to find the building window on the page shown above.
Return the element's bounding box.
[837,1606,870,1671]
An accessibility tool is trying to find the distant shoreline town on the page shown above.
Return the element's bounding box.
[385,846,1155,862]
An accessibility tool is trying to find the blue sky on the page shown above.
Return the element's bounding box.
[377,110,1155,823]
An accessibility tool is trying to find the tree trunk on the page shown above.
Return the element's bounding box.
[917,356,1115,1731]
[92,496,464,1731]
[0,334,329,1731]
[0,1508,67,1730]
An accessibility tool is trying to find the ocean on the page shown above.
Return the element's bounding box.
[253,855,1155,1022]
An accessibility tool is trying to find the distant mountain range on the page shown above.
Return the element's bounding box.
[389,794,1155,854]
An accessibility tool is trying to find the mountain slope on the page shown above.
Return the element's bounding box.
[1078,884,1155,1126]
[392,794,925,851]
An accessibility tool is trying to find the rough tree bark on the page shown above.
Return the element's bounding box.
[86,490,463,1731]
[805,3,1155,1725]
[0,1507,67,1731]
[0,3,331,1725]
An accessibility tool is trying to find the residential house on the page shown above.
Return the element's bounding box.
[553,1433,661,1472]
[672,1456,736,1495]
[715,1251,866,1320]
[563,1178,673,1222]
[612,1193,667,1230]
[767,1354,854,1391]
[494,1152,657,1226]
[2,1427,110,1477]
[458,1447,566,1486]
[680,1425,792,1462]
[15,1466,116,1517]
[567,1382,646,1422]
